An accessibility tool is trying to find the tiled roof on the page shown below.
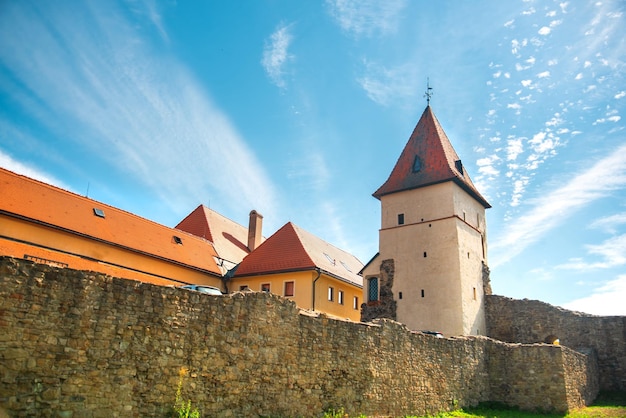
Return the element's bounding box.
[373,106,491,208]
[234,222,363,287]
[0,167,222,275]
[176,205,255,266]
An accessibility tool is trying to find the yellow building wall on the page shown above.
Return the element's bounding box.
[232,271,362,322]
[0,215,223,289]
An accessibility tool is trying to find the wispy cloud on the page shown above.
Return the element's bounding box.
[557,234,626,271]
[589,212,626,234]
[490,143,626,267]
[326,0,407,38]
[261,23,294,89]
[357,60,419,106]
[0,150,70,191]
[562,275,626,315]
[0,1,277,218]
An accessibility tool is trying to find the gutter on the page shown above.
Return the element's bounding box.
[311,268,322,311]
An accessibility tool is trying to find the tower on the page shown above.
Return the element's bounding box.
[361,105,491,336]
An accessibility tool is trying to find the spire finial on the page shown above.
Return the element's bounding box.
[424,77,433,105]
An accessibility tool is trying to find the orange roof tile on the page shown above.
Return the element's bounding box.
[234,222,363,287]
[373,106,491,208]
[0,167,222,275]
[176,205,256,266]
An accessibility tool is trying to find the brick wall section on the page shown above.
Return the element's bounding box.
[485,294,625,391]
[1,257,597,417]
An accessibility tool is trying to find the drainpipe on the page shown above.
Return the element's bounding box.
[312,268,322,311]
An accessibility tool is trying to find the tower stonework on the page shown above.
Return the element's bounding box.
[361,106,491,336]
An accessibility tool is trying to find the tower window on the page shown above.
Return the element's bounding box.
[368,277,379,302]
[423,252,427,258]
[412,155,422,173]
[473,287,477,301]
[421,289,425,298]
[455,159,464,175]
[399,292,403,299]
[398,213,405,225]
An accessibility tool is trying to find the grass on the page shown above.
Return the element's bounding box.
[320,392,626,418]
[420,392,626,418]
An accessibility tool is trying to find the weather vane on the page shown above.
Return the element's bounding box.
[424,78,433,105]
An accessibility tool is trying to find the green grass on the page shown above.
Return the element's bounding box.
[321,392,626,418]
[418,392,626,418]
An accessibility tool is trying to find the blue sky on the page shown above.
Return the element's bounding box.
[1,0,625,315]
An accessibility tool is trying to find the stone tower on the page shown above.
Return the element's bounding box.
[361,105,491,336]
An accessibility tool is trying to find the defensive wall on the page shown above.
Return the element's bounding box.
[486,294,626,391]
[0,256,598,417]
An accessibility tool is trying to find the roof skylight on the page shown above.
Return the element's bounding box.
[323,252,335,265]
[93,208,105,218]
[173,236,183,245]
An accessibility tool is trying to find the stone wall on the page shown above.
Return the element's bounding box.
[0,257,598,417]
[486,295,625,391]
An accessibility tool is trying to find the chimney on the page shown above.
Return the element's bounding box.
[247,210,263,251]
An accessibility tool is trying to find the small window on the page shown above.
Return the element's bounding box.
[353,296,359,310]
[421,289,425,298]
[338,290,344,305]
[398,213,405,225]
[261,283,270,292]
[455,159,464,175]
[412,155,422,173]
[368,277,379,302]
[399,292,403,299]
[284,281,294,297]
[328,286,334,302]
[173,236,183,245]
[423,252,427,258]
[239,285,249,291]
[93,208,105,218]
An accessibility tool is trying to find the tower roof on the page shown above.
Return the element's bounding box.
[373,106,491,208]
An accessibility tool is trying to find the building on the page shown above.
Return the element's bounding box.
[0,166,364,320]
[361,105,491,336]
[232,222,363,321]
[0,167,223,288]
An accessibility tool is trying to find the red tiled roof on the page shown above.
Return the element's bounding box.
[373,106,491,208]
[234,222,363,287]
[0,167,222,275]
[176,205,256,266]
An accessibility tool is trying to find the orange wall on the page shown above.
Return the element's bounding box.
[0,215,223,289]
[232,271,362,321]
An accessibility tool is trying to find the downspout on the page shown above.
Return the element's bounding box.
[312,268,322,311]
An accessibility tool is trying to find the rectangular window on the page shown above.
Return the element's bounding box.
[368,277,379,302]
[338,290,344,305]
[353,296,359,310]
[239,285,249,291]
[328,286,334,301]
[284,281,294,297]
[398,213,404,225]
[261,283,270,292]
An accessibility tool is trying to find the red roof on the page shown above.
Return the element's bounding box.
[234,222,363,287]
[373,106,491,208]
[0,167,222,275]
[176,205,255,266]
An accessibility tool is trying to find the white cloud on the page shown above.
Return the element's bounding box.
[326,0,407,38]
[538,26,551,35]
[491,143,626,267]
[506,137,524,161]
[562,275,626,315]
[357,60,418,106]
[262,23,294,88]
[616,91,626,99]
[0,150,70,191]
[537,71,550,78]
[590,212,626,234]
[0,1,278,219]
[557,234,626,270]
